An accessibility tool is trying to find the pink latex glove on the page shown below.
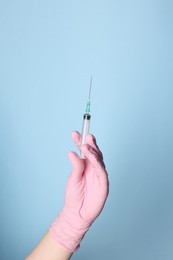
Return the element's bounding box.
[49,131,109,252]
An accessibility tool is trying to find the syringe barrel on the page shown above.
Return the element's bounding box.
[81,113,91,145]
[80,113,91,159]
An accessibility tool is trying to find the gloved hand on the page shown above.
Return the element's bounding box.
[49,131,109,252]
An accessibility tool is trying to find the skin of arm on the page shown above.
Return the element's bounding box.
[25,131,109,260]
[25,231,72,260]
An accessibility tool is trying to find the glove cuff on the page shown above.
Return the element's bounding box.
[49,208,91,252]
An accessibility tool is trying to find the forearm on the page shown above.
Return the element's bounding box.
[25,230,72,260]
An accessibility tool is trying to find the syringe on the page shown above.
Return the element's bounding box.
[81,76,92,158]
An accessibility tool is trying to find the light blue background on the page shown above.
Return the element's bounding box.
[0,1,173,259]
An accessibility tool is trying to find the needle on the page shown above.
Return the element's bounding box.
[85,76,92,113]
[88,76,92,101]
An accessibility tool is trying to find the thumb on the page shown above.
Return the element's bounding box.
[68,151,85,181]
